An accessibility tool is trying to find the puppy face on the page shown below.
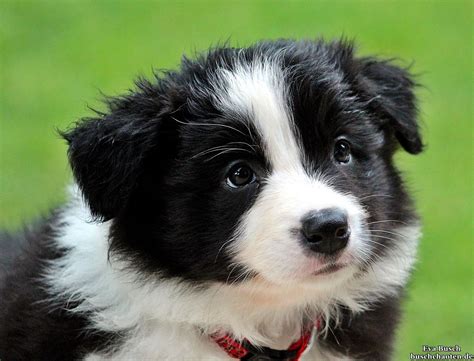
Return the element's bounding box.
[64,40,422,291]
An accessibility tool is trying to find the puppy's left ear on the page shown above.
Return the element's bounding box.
[357,58,423,154]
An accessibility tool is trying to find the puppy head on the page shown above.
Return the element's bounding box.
[64,40,422,292]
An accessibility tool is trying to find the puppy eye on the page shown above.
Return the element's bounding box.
[226,163,256,188]
[334,139,351,164]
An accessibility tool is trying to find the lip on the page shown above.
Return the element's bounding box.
[313,263,346,276]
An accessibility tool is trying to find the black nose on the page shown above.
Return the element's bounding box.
[301,208,350,255]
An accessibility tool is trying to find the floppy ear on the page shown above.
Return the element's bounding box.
[62,80,169,220]
[357,58,423,154]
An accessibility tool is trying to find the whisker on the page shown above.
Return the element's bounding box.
[364,239,391,250]
[191,141,259,160]
[366,219,409,226]
[204,148,254,162]
[191,145,230,159]
[358,194,395,201]
[355,248,385,270]
[369,229,409,239]
[367,234,397,243]
[172,117,249,138]
[357,246,385,260]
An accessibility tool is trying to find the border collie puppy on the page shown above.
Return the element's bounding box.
[0,39,423,361]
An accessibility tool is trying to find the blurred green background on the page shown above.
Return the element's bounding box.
[1,0,472,358]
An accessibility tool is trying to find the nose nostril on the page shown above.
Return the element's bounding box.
[335,226,349,238]
[307,234,323,244]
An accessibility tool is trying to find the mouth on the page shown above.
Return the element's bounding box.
[313,263,347,276]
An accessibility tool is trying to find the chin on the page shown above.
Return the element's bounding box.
[0,38,423,361]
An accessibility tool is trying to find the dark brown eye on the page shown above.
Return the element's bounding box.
[334,139,351,163]
[226,164,256,188]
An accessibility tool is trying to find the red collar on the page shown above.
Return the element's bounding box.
[211,320,320,360]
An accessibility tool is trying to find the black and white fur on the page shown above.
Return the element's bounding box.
[0,39,423,360]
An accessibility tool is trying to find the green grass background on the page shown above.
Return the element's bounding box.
[1,0,472,358]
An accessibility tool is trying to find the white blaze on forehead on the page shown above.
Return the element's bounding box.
[213,59,302,171]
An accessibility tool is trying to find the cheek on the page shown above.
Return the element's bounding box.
[230,170,367,284]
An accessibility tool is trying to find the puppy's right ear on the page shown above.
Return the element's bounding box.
[62,80,172,221]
